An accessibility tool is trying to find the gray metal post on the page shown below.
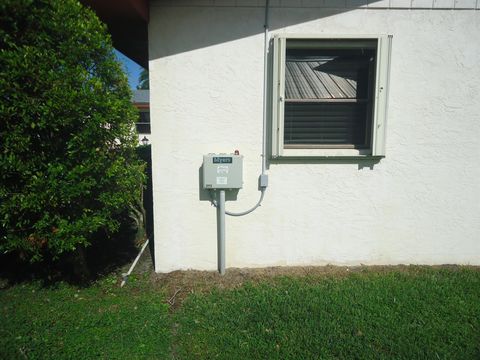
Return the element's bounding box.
[216,190,226,275]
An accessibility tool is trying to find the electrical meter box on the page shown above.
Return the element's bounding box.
[203,154,243,189]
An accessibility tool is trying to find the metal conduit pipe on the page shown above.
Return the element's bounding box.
[217,190,226,275]
[261,0,270,176]
[210,189,265,217]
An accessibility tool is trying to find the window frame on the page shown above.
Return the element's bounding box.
[271,34,392,159]
[136,109,151,134]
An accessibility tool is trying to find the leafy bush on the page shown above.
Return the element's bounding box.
[0,0,145,262]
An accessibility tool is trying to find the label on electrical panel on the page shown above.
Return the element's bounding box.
[216,177,227,185]
[213,157,232,164]
[217,166,229,174]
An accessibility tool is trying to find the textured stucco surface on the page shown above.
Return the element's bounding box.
[148,4,480,272]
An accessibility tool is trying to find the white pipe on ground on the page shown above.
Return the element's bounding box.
[120,239,149,287]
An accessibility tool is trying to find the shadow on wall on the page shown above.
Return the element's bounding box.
[149,2,373,60]
[150,2,384,172]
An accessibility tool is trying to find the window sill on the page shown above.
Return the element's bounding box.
[270,149,384,163]
[277,148,383,158]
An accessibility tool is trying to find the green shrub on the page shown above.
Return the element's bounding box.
[0,0,145,262]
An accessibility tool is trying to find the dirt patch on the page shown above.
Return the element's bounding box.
[148,264,477,310]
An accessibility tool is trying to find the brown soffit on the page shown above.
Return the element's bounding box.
[80,0,149,68]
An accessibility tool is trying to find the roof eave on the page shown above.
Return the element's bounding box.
[80,0,149,68]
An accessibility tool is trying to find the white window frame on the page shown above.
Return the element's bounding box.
[271,34,392,159]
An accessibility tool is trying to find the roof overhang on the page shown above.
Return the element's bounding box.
[80,0,149,68]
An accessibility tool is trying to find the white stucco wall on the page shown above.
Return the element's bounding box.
[148,1,480,272]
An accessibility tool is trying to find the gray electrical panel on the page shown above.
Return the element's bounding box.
[203,154,243,189]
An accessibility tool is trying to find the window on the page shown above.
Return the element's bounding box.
[136,110,151,134]
[271,35,392,158]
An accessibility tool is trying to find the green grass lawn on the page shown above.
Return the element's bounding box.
[175,268,480,359]
[0,274,170,360]
[1,267,479,359]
